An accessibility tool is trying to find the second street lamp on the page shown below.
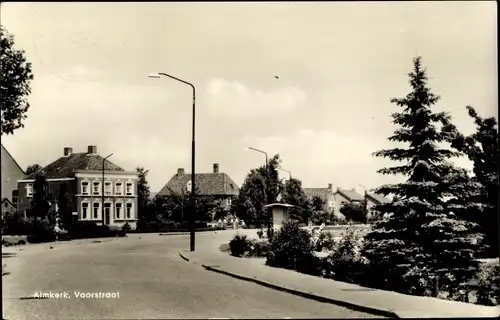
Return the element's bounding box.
[149,72,196,252]
[245,147,271,234]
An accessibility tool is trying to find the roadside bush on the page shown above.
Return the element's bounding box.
[229,234,248,257]
[246,239,270,257]
[322,224,368,284]
[2,212,28,235]
[266,220,316,271]
[315,231,336,252]
[473,262,499,306]
[257,229,264,239]
[25,217,56,243]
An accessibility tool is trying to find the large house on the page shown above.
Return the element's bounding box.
[303,183,335,215]
[17,145,139,229]
[1,144,25,216]
[157,163,239,210]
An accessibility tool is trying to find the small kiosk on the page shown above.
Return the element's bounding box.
[264,203,295,230]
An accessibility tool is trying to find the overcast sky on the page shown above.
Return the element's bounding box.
[1,2,497,193]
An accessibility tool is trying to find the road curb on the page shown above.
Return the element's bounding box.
[201,265,400,319]
[179,252,190,262]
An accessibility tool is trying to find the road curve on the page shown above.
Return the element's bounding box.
[3,233,378,319]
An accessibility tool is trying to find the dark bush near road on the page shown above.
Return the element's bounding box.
[266,220,317,272]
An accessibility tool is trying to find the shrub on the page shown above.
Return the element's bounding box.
[322,224,368,284]
[25,217,56,243]
[2,212,29,235]
[266,220,316,271]
[315,231,336,252]
[257,229,264,239]
[246,239,270,257]
[473,262,499,306]
[266,228,275,241]
[229,234,248,257]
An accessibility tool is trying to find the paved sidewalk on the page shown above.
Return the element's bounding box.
[180,230,499,319]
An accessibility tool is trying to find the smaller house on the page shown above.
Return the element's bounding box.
[157,163,239,217]
[334,188,365,215]
[1,144,25,215]
[365,192,390,219]
[303,183,335,215]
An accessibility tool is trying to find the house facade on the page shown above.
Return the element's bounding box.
[365,192,390,220]
[333,188,365,215]
[303,183,335,215]
[1,144,25,215]
[17,146,139,229]
[157,163,239,216]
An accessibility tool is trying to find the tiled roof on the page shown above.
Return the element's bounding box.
[366,193,390,204]
[158,172,239,197]
[303,188,333,201]
[27,153,125,179]
[336,188,364,201]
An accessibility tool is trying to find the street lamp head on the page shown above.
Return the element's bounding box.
[148,72,161,79]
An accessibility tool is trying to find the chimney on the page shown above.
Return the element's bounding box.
[213,163,219,173]
[177,168,185,176]
[328,183,333,190]
[87,145,97,154]
[64,147,73,157]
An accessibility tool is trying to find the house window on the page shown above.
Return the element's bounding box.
[93,202,100,219]
[115,182,123,196]
[26,183,34,197]
[11,190,18,207]
[115,203,122,219]
[104,203,112,220]
[225,198,232,206]
[126,203,132,219]
[93,181,101,195]
[104,182,112,196]
[82,202,89,219]
[81,181,89,195]
[125,183,133,196]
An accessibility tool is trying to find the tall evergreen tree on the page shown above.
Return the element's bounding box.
[136,167,151,231]
[443,106,499,258]
[57,181,73,230]
[362,57,483,296]
[30,174,51,219]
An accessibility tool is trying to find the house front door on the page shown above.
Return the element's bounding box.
[104,204,111,225]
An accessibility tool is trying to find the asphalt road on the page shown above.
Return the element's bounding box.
[3,232,378,319]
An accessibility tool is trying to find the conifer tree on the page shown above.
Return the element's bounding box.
[362,57,483,296]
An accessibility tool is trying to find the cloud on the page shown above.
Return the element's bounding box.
[205,78,306,117]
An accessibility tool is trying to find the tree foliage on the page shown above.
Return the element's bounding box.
[0,26,34,135]
[443,107,499,258]
[281,178,311,224]
[30,174,51,219]
[233,154,283,226]
[339,202,366,224]
[136,167,151,231]
[362,57,483,296]
[309,195,329,225]
[57,181,73,230]
[25,164,42,176]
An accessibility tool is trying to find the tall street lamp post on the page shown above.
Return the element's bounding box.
[102,153,113,226]
[245,147,271,234]
[149,72,196,252]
